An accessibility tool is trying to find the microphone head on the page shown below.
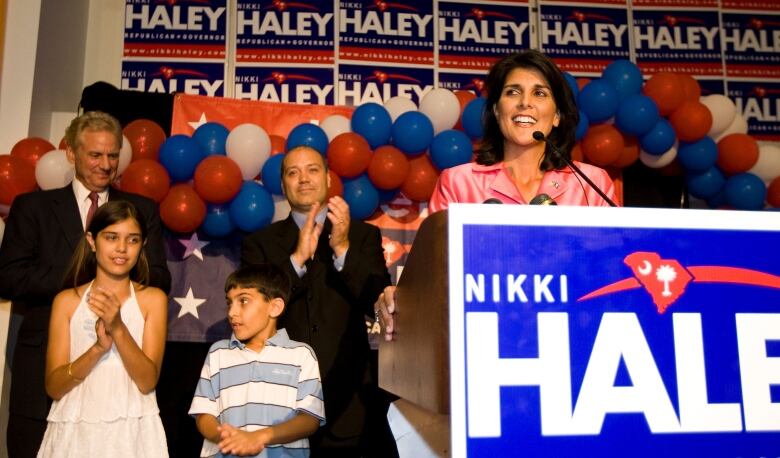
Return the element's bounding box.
[483,198,503,204]
[529,193,557,206]
[532,131,545,142]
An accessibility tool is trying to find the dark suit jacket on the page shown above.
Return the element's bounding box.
[241,215,390,446]
[0,185,171,419]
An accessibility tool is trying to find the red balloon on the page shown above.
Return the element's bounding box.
[401,155,439,202]
[643,73,684,116]
[581,124,624,166]
[767,176,780,208]
[159,184,206,233]
[454,90,477,130]
[679,75,701,102]
[327,133,372,178]
[571,143,584,162]
[0,155,37,206]
[269,135,286,156]
[612,133,640,168]
[193,156,243,204]
[58,136,67,150]
[576,78,591,91]
[120,159,171,203]
[368,145,410,190]
[669,101,712,143]
[123,119,167,162]
[327,169,343,198]
[10,137,55,169]
[716,133,759,176]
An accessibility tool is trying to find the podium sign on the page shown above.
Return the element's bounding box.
[447,205,780,457]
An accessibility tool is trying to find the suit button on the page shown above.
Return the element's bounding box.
[312,325,319,333]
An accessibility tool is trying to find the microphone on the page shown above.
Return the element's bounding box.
[532,131,618,207]
[530,193,557,205]
[483,198,503,204]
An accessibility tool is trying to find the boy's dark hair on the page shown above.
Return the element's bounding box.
[225,264,291,304]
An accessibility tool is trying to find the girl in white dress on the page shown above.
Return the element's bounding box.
[37,200,168,457]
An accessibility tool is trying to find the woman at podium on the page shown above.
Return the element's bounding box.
[428,50,617,211]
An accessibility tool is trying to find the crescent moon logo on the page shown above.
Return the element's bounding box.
[637,260,652,276]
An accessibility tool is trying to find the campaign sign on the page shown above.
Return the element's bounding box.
[438,1,531,71]
[235,0,334,64]
[339,0,434,65]
[448,205,780,458]
[722,12,780,79]
[437,71,487,96]
[234,66,335,105]
[124,0,227,59]
[728,80,780,141]
[336,63,434,106]
[121,60,225,96]
[539,4,630,74]
[633,8,722,76]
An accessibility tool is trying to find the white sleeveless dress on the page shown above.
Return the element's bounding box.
[37,283,168,457]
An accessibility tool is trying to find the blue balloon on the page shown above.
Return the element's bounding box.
[260,154,285,195]
[615,94,660,137]
[193,122,229,156]
[602,60,643,101]
[286,123,329,155]
[686,167,725,199]
[342,174,379,220]
[578,79,619,123]
[201,204,235,238]
[706,189,727,209]
[462,97,486,139]
[724,173,767,210]
[575,110,589,141]
[391,111,434,156]
[430,130,473,170]
[159,134,206,182]
[640,119,676,155]
[563,72,579,101]
[677,137,718,172]
[229,181,274,232]
[377,188,399,203]
[351,103,392,149]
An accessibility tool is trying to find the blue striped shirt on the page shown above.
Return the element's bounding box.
[189,329,325,458]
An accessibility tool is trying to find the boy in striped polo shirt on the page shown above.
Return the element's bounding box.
[190,264,325,457]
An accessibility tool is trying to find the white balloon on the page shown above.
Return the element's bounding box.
[384,96,417,122]
[748,143,780,183]
[118,134,133,176]
[700,94,736,138]
[639,143,678,169]
[714,112,748,143]
[35,149,75,190]
[320,115,352,142]
[0,217,5,247]
[226,123,271,180]
[272,194,291,223]
[419,88,460,135]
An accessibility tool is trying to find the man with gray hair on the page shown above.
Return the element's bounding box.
[0,111,170,456]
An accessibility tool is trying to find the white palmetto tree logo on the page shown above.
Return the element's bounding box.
[656,264,677,297]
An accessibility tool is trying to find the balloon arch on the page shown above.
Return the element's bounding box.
[2,60,779,241]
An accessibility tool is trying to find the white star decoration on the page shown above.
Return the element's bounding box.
[175,287,206,319]
[188,112,208,131]
[179,232,209,261]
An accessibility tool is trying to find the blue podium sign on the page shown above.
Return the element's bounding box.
[447,205,780,457]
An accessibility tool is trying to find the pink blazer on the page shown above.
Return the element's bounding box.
[428,161,618,212]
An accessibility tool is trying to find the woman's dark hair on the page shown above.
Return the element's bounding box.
[63,200,150,292]
[476,49,579,170]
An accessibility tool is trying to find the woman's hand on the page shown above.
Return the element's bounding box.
[94,319,113,353]
[87,287,123,334]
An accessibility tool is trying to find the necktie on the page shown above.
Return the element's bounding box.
[86,192,99,228]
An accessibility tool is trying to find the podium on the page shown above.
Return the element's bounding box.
[378,204,780,458]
